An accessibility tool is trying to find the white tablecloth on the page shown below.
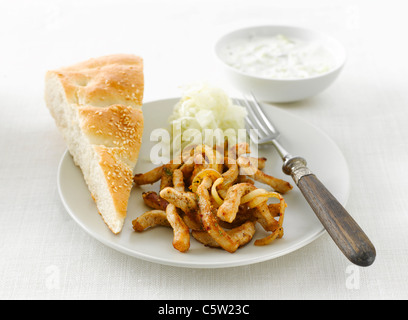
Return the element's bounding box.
[1,0,407,300]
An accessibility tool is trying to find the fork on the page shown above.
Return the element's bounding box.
[236,93,376,267]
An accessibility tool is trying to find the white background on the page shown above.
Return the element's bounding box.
[1,0,407,299]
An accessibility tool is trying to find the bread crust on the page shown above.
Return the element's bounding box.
[78,105,143,164]
[47,54,144,108]
[46,54,144,234]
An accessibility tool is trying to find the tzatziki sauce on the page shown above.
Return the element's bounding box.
[220,34,336,79]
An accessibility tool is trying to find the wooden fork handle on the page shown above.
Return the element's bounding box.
[283,157,376,267]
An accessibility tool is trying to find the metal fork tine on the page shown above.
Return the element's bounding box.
[236,94,281,145]
[233,98,244,108]
[234,98,263,143]
[241,96,271,136]
[247,109,268,139]
[245,117,262,143]
[249,92,279,136]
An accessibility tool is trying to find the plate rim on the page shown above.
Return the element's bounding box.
[57,97,350,268]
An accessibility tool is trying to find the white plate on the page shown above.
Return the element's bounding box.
[57,98,350,268]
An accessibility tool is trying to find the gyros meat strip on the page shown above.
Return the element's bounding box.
[217,157,239,199]
[133,160,181,186]
[194,144,224,173]
[142,191,169,211]
[179,161,195,184]
[247,156,267,170]
[160,163,182,190]
[251,203,279,232]
[196,177,239,253]
[172,169,185,192]
[254,192,286,246]
[134,165,164,185]
[227,142,251,160]
[192,221,256,249]
[134,153,187,186]
[166,204,190,253]
[217,183,257,223]
[132,210,170,231]
[216,205,256,229]
[160,187,201,230]
[160,187,198,214]
[191,154,208,183]
[217,183,279,232]
[237,156,293,194]
[171,168,202,230]
[236,175,255,184]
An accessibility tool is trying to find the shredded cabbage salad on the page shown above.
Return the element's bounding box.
[169,83,247,150]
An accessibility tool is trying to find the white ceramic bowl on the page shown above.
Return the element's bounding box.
[215,25,347,103]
